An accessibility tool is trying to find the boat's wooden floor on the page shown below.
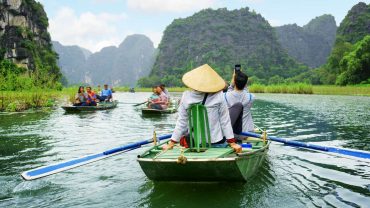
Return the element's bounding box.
[153,147,234,159]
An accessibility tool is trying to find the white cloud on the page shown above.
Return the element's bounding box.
[49,7,126,52]
[127,0,215,13]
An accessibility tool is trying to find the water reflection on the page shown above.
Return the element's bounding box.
[139,159,275,207]
[0,93,369,207]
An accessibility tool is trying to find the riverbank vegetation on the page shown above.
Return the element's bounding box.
[116,84,369,96]
[0,90,57,112]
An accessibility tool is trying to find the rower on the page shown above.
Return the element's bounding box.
[100,84,113,102]
[162,64,241,153]
[224,66,255,133]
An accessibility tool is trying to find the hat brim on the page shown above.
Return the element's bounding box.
[182,64,226,93]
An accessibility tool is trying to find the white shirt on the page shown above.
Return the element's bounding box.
[163,89,170,98]
[171,91,234,143]
[224,88,255,132]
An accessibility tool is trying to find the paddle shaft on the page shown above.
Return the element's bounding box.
[21,134,172,180]
[133,101,148,106]
[241,132,370,159]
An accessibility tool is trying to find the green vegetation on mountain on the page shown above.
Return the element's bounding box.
[0,0,61,91]
[275,15,337,68]
[311,2,370,85]
[139,8,309,87]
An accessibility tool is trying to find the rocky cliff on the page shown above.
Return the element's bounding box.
[143,8,308,87]
[336,2,370,44]
[0,0,60,88]
[0,0,59,72]
[275,15,337,68]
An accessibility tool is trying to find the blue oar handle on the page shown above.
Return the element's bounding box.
[241,132,370,159]
[103,134,172,155]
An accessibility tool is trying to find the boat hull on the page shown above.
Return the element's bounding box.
[138,142,269,182]
[141,108,177,115]
[62,101,118,112]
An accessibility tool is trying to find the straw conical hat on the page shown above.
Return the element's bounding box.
[182,64,225,93]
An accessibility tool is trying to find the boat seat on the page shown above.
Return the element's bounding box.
[188,103,212,152]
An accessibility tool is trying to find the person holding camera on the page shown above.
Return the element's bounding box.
[224,65,255,134]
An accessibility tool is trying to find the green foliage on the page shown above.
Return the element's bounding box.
[301,2,370,86]
[142,7,309,87]
[0,1,61,90]
[22,0,49,29]
[249,83,313,94]
[268,75,285,85]
[336,35,370,85]
[0,90,60,112]
[336,2,370,44]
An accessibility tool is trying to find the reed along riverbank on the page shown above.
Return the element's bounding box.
[116,84,370,96]
[0,88,76,112]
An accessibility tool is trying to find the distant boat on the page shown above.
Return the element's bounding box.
[141,99,178,115]
[138,137,270,181]
[129,88,135,93]
[62,101,118,113]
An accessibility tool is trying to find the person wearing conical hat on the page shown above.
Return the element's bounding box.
[162,64,242,153]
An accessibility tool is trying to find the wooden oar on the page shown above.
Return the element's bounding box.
[21,134,172,180]
[133,101,148,107]
[241,132,370,159]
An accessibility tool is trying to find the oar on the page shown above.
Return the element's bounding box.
[21,134,172,180]
[133,101,148,107]
[241,132,370,159]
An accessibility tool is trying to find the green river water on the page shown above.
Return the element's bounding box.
[0,93,369,207]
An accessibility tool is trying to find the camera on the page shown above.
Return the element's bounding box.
[234,64,241,71]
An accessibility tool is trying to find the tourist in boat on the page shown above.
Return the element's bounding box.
[74,86,88,106]
[159,84,170,99]
[224,70,255,133]
[86,86,97,106]
[162,64,242,153]
[148,85,168,110]
[100,84,113,102]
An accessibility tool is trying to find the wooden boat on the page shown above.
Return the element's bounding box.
[141,107,177,115]
[137,137,270,181]
[62,100,118,112]
[141,99,178,115]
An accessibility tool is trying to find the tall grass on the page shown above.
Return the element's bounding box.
[0,90,59,112]
[249,83,313,94]
[312,85,370,96]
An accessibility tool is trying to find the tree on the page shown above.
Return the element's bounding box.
[336,35,370,85]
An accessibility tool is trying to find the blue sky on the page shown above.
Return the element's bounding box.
[37,0,369,52]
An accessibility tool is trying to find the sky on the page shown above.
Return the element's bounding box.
[37,0,370,53]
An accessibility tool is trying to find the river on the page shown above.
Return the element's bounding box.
[0,92,369,207]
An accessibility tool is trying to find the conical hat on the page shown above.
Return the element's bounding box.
[182,64,225,93]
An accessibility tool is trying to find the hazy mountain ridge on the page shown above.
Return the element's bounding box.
[52,41,88,85]
[275,14,337,68]
[54,34,156,86]
[298,2,370,85]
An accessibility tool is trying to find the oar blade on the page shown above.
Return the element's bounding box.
[21,153,104,180]
[21,134,172,180]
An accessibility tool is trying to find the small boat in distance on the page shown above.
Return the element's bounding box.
[62,100,118,113]
[137,136,269,181]
[141,99,178,115]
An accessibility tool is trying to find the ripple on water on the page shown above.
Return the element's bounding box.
[0,92,369,207]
